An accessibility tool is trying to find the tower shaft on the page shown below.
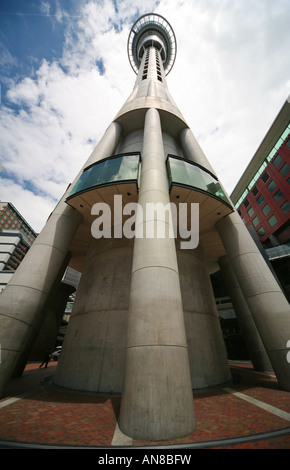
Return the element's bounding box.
[119,107,195,440]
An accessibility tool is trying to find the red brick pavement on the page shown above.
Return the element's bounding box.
[0,362,289,449]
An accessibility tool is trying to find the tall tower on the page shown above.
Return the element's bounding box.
[1,14,290,441]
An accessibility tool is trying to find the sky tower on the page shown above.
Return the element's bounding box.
[0,14,290,442]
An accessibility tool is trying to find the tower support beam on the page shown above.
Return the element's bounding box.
[180,127,216,175]
[0,200,82,397]
[119,108,196,441]
[216,211,290,391]
[219,255,272,371]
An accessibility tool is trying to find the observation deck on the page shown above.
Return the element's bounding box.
[127,13,177,75]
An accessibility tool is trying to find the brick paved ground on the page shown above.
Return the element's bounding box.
[0,361,289,449]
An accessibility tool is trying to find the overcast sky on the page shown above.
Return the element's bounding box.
[0,0,290,232]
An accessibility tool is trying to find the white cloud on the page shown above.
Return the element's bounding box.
[163,0,290,189]
[0,176,56,232]
[0,0,290,232]
[0,42,18,75]
[40,1,50,16]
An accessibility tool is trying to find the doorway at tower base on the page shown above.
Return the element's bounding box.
[178,245,232,390]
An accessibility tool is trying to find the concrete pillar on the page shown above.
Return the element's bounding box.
[84,121,122,168]
[12,252,71,377]
[216,211,290,391]
[0,200,82,397]
[119,108,195,441]
[53,237,133,393]
[219,255,272,371]
[180,127,216,175]
[177,246,231,389]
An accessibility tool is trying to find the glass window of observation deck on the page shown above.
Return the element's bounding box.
[167,156,231,205]
[69,154,140,197]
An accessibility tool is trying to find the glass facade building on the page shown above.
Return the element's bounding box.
[234,127,290,247]
[0,202,38,293]
[0,202,37,245]
[231,99,290,301]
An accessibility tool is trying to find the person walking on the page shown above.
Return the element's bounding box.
[39,350,51,368]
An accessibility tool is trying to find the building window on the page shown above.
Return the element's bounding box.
[261,172,270,183]
[248,207,254,217]
[257,227,265,237]
[280,201,290,214]
[244,198,250,208]
[252,216,260,227]
[252,186,259,196]
[273,154,283,168]
[257,194,264,206]
[268,215,278,227]
[280,163,290,177]
[267,180,277,193]
[274,190,284,202]
[262,204,271,216]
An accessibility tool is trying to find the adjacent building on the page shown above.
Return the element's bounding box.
[0,202,37,293]
[0,202,80,358]
[231,98,290,301]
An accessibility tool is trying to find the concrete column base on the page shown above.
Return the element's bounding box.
[120,345,195,441]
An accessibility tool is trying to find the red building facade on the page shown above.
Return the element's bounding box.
[237,138,290,247]
[232,102,290,250]
[231,99,290,302]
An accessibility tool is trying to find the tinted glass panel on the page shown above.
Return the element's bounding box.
[274,190,284,202]
[252,186,259,196]
[257,227,265,237]
[273,154,283,167]
[253,216,260,227]
[248,207,254,217]
[268,215,278,227]
[69,154,140,197]
[267,180,277,193]
[262,204,271,216]
[261,172,269,183]
[280,163,290,177]
[281,201,290,214]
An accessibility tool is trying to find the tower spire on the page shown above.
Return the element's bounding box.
[127,13,177,76]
